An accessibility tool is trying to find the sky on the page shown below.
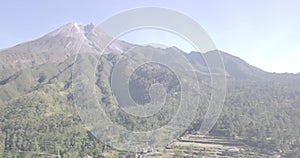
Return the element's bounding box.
[1,0,299,73]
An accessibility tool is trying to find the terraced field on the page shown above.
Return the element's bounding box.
[140,135,282,158]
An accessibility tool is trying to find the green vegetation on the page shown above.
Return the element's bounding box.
[0,46,299,157]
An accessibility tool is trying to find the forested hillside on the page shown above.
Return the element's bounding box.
[0,23,299,157]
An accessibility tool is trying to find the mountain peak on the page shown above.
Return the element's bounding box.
[84,23,95,36]
[0,22,133,71]
[48,22,87,39]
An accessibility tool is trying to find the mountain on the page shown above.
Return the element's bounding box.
[1,22,298,82]
[0,23,299,157]
[0,23,132,79]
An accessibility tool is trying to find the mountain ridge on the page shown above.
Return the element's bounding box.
[0,22,299,80]
[0,22,299,157]
[0,22,132,74]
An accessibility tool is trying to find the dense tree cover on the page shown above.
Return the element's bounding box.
[95,53,300,157]
[194,81,300,157]
[0,52,299,157]
[0,84,113,157]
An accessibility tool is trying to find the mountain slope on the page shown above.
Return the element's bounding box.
[0,23,133,80]
[0,23,299,157]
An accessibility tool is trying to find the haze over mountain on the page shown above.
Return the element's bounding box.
[0,23,299,157]
[1,22,298,81]
[0,23,132,73]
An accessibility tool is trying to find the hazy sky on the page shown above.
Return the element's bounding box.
[1,0,299,73]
